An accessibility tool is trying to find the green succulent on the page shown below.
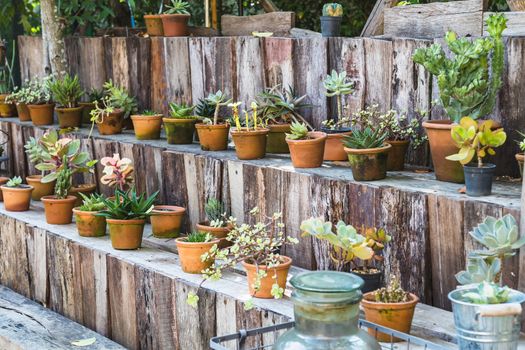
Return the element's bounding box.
[78,193,106,212]
[373,276,409,303]
[285,122,309,140]
[98,188,158,220]
[87,88,105,103]
[323,70,354,121]
[140,110,160,116]
[54,165,72,199]
[343,127,387,149]
[205,90,232,125]
[257,85,312,126]
[6,176,22,187]
[205,198,227,228]
[102,80,137,117]
[461,281,510,305]
[322,3,343,16]
[168,102,196,119]
[164,0,190,15]
[48,74,83,108]
[456,257,501,285]
[195,98,215,122]
[185,231,213,243]
[469,214,523,259]
[515,131,525,152]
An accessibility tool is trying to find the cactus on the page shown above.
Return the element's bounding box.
[412,14,507,123]
[54,164,72,199]
[285,121,309,140]
[323,70,354,121]
[461,281,510,305]
[374,276,410,303]
[322,3,343,17]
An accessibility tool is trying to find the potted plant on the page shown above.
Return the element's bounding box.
[175,232,220,274]
[0,176,33,211]
[286,122,327,168]
[361,276,419,342]
[100,153,134,195]
[195,91,232,151]
[131,110,163,140]
[450,214,525,348]
[0,41,17,118]
[161,0,191,37]
[301,218,391,293]
[230,102,270,160]
[24,136,56,201]
[196,198,231,248]
[48,74,84,128]
[151,205,186,238]
[322,70,354,161]
[446,117,506,196]
[41,166,78,224]
[320,3,343,37]
[144,2,164,36]
[73,193,107,237]
[7,84,31,121]
[257,85,312,154]
[79,88,104,124]
[98,188,158,250]
[89,80,137,136]
[25,77,55,126]
[343,127,391,181]
[413,14,507,183]
[516,131,524,177]
[163,102,197,144]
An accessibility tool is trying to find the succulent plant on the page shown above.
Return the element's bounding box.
[6,176,22,187]
[164,0,190,15]
[78,193,106,212]
[517,131,525,152]
[205,198,227,228]
[101,80,137,117]
[446,117,506,167]
[54,165,72,199]
[100,153,134,192]
[343,127,387,149]
[323,70,354,121]
[205,91,232,125]
[373,276,409,303]
[168,102,196,119]
[257,85,312,127]
[322,3,343,16]
[456,257,501,285]
[98,188,158,220]
[48,74,84,108]
[185,231,213,243]
[195,98,215,123]
[285,122,309,140]
[86,88,104,103]
[460,281,510,305]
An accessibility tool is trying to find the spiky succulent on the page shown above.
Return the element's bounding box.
[164,0,190,15]
[374,276,410,303]
[48,74,83,108]
[54,165,72,199]
[87,88,104,103]
[195,98,215,123]
[257,85,312,126]
[168,102,196,119]
[98,188,158,220]
[285,122,309,140]
[6,176,22,187]
[185,231,213,243]
[461,281,510,305]
[343,127,387,149]
[205,91,232,125]
[205,198,226,227]
[78,193,106,212]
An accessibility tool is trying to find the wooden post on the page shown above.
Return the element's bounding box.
[205,0,210,28]
[211,0,218,29]
[361,0,398,37]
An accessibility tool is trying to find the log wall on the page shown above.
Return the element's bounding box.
[17,35,525,177]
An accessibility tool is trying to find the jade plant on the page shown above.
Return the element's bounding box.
[257,85,312,127]
[373,276,410,303]
[446,117,506,167]
[322,3,343,16]
[78,193,106,212]
[323,70,354,123]
[100,153,134,192]
[343,127,387,149]
[204,90,232,125]
[285,122,309,140]
[48,74,83,108]
[412,14,507,123]
[204,198,227,228]
[164,0,190,14]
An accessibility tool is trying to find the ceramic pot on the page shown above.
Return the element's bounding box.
[73,208,106,237]
[150,205,186,238]
[0,177,8,201]
[1,185,33,211]
[16,103,31,122]
[41,195,77,224]
[0,94,16,117]
[27,103,55,126]
[196,222,232,249]
[287,131,327,168]
[266,124,291,154]
[107,218,146,250]
[164,118,197,144]
[79,102,95,124]
[231,128,270,160]
[56,106,83,128]
[344,144,391,181]
[161,14,190,37]
[195,123,230,151]
[131,114,163,140]
[322,129,351,161]
[26,175,55,201]
[144,14,164,36]
[242,256,292,299]
[175,237,221,274]
[386,140,410,171]
[69,184,97,207]
[96,109,125,135]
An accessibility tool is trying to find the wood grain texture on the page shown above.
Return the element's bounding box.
[264,37,294,89]
[150,37,169,115]
[17,36,46,81]
[221,12,295,36]
[364,38,393,112]
[235,37,265,108]
[362,0,399,36]
[164,37,192,106]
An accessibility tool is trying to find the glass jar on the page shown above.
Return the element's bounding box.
[274,271,380,350]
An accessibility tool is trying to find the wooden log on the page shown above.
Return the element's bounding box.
[189,37,206,105]
[221,12,295,37]
[235,37,265,108]
[263,37,294,90]
[162,151,190,232]
[364,38,393,112]
[17,36,45,82]
[361,0,399,37]
[9,123,29,180]
[77,37,107,93]
[200,37,236,101]
[150,37,169,115]
[235,301,262,349]
[0,121,12,176]
[132,143,165,199]
[127,37,151,111]
[164,37,192,105]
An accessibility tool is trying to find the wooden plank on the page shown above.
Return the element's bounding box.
[235,37,265,108]
[150,37,169,115]
[0,121,13,176]
[31,228,48,305]
[126,37,151,111]
[227,160,244,223]
[361,0,399,37]
[200,37,236,100]
[189,37,206,105]
[132,143,165,199]
[10,123,29,180]
[484,12,525,36]
[263,37,294,89]
[77,37,107,93]
[221,12,295,36]
[93,250,109,336]
[164,37,192,106]
[235,301,263,349]
[384,0,484,39]
[364,38,393,112]
[17,36,45,82]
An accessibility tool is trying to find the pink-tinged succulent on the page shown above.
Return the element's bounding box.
[100,153,134,191]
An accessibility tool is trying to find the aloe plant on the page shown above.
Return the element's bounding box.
[5,176,22,187]
[48,74,83,108]
[168,102,195,119]
[78,193,106,212]
[343,127,387,149]
[98,188,158,220]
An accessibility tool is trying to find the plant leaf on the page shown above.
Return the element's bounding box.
[71,337,96,347]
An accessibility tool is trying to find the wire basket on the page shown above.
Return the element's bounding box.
[210,319,451,350]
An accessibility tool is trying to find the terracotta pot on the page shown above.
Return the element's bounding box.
[266,124,291,154]
[361,292,419,342]
[27,103,55,126]
[175,237,221,274]
[196,222,232,249]
[26,175,56,201]
[516,153,524,177]
[96,110,125,135]
[161,14,190,37]
[131,114,163,140]
[79,102,95,124]
[0,94,16,117]
[163,118,197,144]
[0,177,8,201]
[386,140,410,171]
[507,0,525,11]
[344,144,391,181]
[144,14,164,36]
[107,218,146,250]
[69,184,97,207]
[287,131,327,168]
[242,256,292,299]
[323,131,351,161]
[423,120,464,183]
[41,195,77,224]
[150,205,186,238]
[1,185,33,211]
[231,128,270,160]
[195,123,230,151]
[16,103,31,122]
[73,208,106,237]
[56,106,83,128]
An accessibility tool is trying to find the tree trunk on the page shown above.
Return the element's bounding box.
[40,0,67,78]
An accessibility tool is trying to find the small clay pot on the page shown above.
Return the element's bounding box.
[131,114,163,140]
[196,222,232,249]
[107,218,146,250]
[79,102,95,124]
[322,130,351,161]
[0,94,16,117]
[16,103,31,122]
[73,208,106,237]
[287,131,327,168]
[27,103,55,126]
[242,256,292,299]
[344,144,392,181]
[26,175,56,201]
[516,153,524,177]
[231,128,270,160]
[175,237,221,274]
[96,109,125,135]
[386,140,410,171]
[266,124,291,154]
[195,123,230,151]
[69,184,97,207]
[1,185,33,211]
[361,292,419,342]
[56,106,83,128]
[150,205,186,238]
[41,195,77,224]
[144,14,164,36]
[161,14,190,37]
[0,177,8,201]
[164,118,197,144]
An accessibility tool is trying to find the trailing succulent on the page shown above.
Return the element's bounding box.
[343,127,387,149]
[285,122,309,140]
[412,14,507,123]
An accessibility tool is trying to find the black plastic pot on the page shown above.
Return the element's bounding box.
[463,163,496,197]
[320,16,342,37]
[320,126,352,134]
[352,268,382,293]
